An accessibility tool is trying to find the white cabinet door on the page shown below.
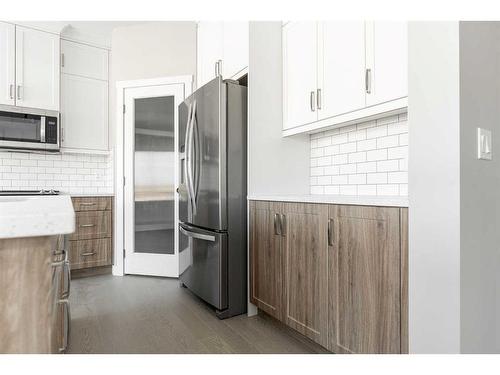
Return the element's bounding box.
[197,21,223,88]
[15,26,60,110]
[283,22,318,131]
[318,21,366,119]
[365,21,408,106]
[61,40,108,80]
[0,22,15,106]
[61,74,108,151]
[223,21,248,79]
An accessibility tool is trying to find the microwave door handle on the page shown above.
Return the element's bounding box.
[40,116,46,143]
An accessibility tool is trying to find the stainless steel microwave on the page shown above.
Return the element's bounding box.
[0,106,60,152]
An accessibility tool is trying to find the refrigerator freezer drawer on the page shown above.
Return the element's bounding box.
[179,223,228,310]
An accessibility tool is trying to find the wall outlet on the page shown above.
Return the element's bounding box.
[477,128,492,160]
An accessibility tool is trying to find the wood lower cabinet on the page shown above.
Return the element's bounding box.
[249,200,408,354]
[328,205,401,354]
[249,201,284,320]
[282,202,328,347]
[69,196,113,271]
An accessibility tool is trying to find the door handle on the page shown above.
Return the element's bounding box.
[317,89,322,110]
[327,219,334,246]
[79,224,95,228]
[365,68,372,94]
[79,202,96,206]
[9,84,14,99]
[16,85,21,100]
[61,260,71,299]
[179,224,216,242]
[81,252,96,257]
[274,213,281,236]
[310,91,316,112]
[280,214,286,236]
[58,299,70,353]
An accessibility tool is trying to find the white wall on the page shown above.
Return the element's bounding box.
[459,21,500,353]
[248,21,309,197]
[110,22,197,148]
[408,21,461,353]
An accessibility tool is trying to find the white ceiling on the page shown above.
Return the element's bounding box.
[15,21,149,47]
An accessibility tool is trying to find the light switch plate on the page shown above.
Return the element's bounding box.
[477,128,492,160]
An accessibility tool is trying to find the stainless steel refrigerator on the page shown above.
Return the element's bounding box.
[177,76,247,319]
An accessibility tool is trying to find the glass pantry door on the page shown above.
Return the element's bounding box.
[123,83,185,277]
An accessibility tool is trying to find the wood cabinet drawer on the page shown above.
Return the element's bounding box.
[69,238,111,270]
[72,197,112,211]
[70,211,111,240]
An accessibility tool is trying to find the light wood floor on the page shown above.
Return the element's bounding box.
[68,275,329,354]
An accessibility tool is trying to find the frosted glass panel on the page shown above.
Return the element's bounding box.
[134,96,175,254]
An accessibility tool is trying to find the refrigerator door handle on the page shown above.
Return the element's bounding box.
[188,101,197,215]
[179,223,216,242]
[185,102,197,215]
[193,108,201,205]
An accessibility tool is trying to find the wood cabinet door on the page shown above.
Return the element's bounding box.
[318,21,366,120]
[0,22,15,106]
[329,205,401,353]
[249,201,284,321]
[61,39,109,80]
[365,21,408,106]
[61,73,108,151]
[282,202,328,347]
[15,26,60,111]
[222,21,249,79]
[197,21,224,89]
[282,21,318,131]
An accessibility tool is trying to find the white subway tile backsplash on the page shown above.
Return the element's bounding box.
[310,113,408,197]
[0,151,113,194]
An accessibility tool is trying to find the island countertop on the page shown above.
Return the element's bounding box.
[0,195,75,239]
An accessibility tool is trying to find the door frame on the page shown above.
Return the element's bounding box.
[114,75,193,276]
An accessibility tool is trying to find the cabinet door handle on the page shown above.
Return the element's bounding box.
[317,89,322,110]
[81,252,96,257]
[80,224,96,228]
[80,202,96,206]
[310,91,316,112]
[280,214,286,236]
[16,85,21,100]
[58,299,70,353]
[274,213,281,236]
[9,84,14,99]
[61,53,65,67]
[365,68,372,94]
[327,219,334,246]
[215,61,218,77]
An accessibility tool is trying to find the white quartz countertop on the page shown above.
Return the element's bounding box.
[0,195,75,239]
[247,194,408,208]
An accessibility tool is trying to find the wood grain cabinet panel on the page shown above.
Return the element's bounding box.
[282,203,329,347]
[249,201,284,321]
[70,211,112,241]
[69,238,111,270]
[328,205,401,354]
[72,196,112,212]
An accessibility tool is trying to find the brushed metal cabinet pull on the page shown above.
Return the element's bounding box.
[274,213,281,236]
[61,53,65,67]
[16,85,21,100]
[80,202,96,206]
[9,84,14,99]
[80,224,95,228]
[310,91,316,112]
[317,88,322,110]
[328,219,334,246]
[365,68,372,94]
[81,252,96,257]
[280,214,286,236]
[58,299,70,353]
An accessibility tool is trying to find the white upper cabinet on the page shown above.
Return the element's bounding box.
[197,21,248,89]
[197,22,224,88]
[0,22,15,106]
[282,21,408,136]
[61,40,108,81]
[318,21,366,119]
[61,74,108,151]
[60,40,109,152]
[223,22,249,79]
[15,26,60,111]
[282,21,318,130]
[365,21,408,107]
